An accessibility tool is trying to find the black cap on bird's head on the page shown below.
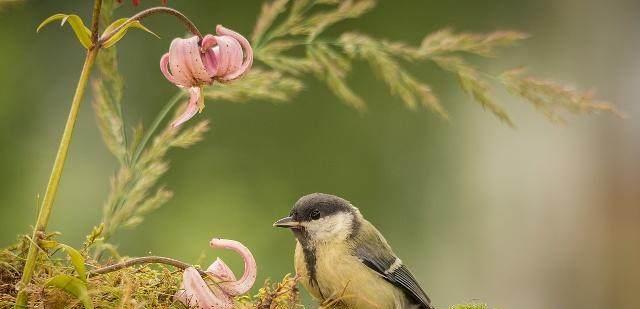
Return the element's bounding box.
[273,193,354,228]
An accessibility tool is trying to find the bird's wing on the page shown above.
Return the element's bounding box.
[352,222,434,309]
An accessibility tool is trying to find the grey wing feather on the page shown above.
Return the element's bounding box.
[352,223,434,309]
[385,265,433,308]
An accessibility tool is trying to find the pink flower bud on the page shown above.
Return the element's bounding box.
[160,25,253,127]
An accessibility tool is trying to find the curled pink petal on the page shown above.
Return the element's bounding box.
[164,36,214,86]
[183,36,213,84]
[160,53,181,86]
[168,37,196,86]
[212,35,243,78]
[215,25,253,81]
[201,34,219,77]
[201,34,218,51]
[207,258,237,282]
[171,87,202,128]
[209,238,257,296]
[175,267,232,309]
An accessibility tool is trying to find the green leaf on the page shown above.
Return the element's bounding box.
[39,239,59,249]
[45,274,94,309]
[101,18,159,49]
[37,13,93,49]
[58,244,87,282]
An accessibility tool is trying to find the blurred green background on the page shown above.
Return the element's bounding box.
[1,0,639,308]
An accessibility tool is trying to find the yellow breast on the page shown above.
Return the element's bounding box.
[294,241,408,309]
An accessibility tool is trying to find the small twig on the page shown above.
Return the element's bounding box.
[88,256,205,277]
[98,7,202,46]
[89,0,103,43]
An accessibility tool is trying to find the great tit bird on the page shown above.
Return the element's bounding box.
[274,193,434,309]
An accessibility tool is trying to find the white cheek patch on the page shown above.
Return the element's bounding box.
[303,213,354,242]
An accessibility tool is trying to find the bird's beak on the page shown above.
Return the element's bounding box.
[273,216,301,229]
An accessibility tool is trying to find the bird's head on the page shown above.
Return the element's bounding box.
[274,193,360,244]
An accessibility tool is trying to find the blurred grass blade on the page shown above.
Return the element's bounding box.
[499,67,622,124]
[44,274,94,309]
[58,244,87,282]
[101,18,159,48]
[39,239,59,249]
[252,0,290,45]
[37,13,92,49]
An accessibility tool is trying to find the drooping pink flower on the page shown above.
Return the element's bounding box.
[160,25,253,127]
[175,238,257,309]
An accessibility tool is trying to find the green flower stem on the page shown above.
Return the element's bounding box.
[14,47,99,309]
[131,90,185,165]
[99,90,184,245]
[14,1,103,307]
[98,7,202,46]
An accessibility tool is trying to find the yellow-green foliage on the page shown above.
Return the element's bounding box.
[237,274,301,309]
[244,0,619,126]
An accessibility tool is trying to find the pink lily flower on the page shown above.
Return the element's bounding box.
[160,25,253,127]
[175,238,257,309]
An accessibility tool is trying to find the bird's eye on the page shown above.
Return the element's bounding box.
[310,209,321,220]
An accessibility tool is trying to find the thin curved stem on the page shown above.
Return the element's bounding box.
[99,7,202,46]
[13,2,103,307]
[99,91,184,246]
[89,256,205,277]
[131,90,184,165]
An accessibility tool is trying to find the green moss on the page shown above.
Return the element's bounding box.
[450,304,489,309]
[2,238,495,309]
[0,237,301,308]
